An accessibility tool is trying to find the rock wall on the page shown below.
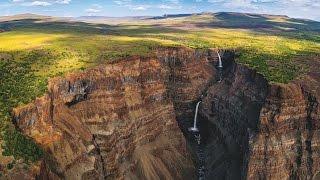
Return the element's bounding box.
[199,55,320,180]
[13,47,225,180]
[247,83,320,180]
[199,58,269,179]
[12,47,320,180]
[156,48,235,135]
[247,57,320,179]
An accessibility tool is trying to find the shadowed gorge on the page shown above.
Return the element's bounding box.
[0,11,319,180]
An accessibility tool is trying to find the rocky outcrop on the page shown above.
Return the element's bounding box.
[12,47,320,180]
[13,47,226,180]
[198,58,269,179]
[198,55,320,180]
[247,82,320,180]
[247,57,320,180]
[13,55,196,179]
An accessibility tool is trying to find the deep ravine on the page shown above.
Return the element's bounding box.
[11,47,320,180]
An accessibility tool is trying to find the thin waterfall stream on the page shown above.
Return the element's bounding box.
[189,101,205,180]
[188,51,224,179]
[188,101,201,132]
[217,51,223,83]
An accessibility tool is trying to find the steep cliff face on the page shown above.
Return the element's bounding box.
[198,55,320,180]
[247,57,320,179]
[247,83,320,180]
[155,48,231,133]
[13,55,197,179]
[13,47,225,180]
[199,58,269,179]
[12,48,320,180]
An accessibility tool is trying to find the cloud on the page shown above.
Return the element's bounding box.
[129,5,149,10]
[113,0,131,5]
[85,4,102,14]
[113,0,151,11]
[85,8,101,13]
[112,0,182,11]
[165,0,181,4]
[158,4,182,9]
[208,0,256,9]
[30,1,51,6]
[55,0,71,4]
[11,0,71,6]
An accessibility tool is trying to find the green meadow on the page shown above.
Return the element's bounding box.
[0,13,319,163]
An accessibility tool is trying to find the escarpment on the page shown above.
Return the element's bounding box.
[197,55,320,179]
[13,47,222,180]
[199,60,269,179]
[12,47,320,180]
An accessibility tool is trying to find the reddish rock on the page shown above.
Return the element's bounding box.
[199,55,320,180]
[11,47,319,180]
[13,47,224,179]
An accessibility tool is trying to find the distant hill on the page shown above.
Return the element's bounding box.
[77,16,152,20]
[0,12,319,32]
[74,12,320,32]
[0,13,51,22]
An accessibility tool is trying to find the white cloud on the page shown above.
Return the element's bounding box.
[85,8,101,13]
[207,0,227,3]
[55,0,71,4]
[113,0,131,5]
[113,0,151,11]
[85,4,103,14]
[158,4,182,9]
[30,1,51,6]
[11,0,71,6]
[165,0,181,4]
[112,0,182,11]
[130,5,149,10]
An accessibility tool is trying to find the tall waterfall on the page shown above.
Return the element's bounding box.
[189,101,201,132]
[188,100,205,179]
[217,51,223,83]
[217,51,223,68]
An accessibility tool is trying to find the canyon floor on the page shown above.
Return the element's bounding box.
[0,12,319,179]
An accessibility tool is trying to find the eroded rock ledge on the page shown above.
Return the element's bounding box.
[12,47,320,180]
[13,47,223,180]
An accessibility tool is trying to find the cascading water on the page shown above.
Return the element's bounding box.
[186,50,225,179]
[189,101,205,180]
[188,101,201,132]
[217,51,223,68]
[217,51,223,83]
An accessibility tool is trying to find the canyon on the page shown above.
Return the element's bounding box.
[11,47,320,180]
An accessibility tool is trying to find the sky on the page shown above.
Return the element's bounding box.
[0,0,319,21]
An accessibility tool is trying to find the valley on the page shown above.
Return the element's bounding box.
[0,12,319,179]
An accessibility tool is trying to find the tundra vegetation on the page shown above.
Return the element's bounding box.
[0,12,319,165]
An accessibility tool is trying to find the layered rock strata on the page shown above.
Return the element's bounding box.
[246,57,320,180]
[13,47,225,180]
[12,47,320,180]
[198,55,320,180]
